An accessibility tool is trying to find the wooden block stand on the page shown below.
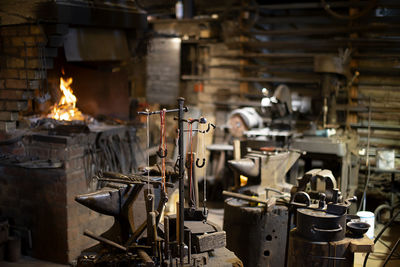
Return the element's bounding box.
[288,229,374,267]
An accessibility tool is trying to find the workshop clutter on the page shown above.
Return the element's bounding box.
[74,98,240,267]
[0,219,21,262]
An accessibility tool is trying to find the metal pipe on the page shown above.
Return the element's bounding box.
[222,190,271,205]
[164,216,170,258]
[284,210,292,267]
[363,209,400,267]
[383,238,400,267]
[359,97,372,212]
[178,97,185,266]
[83,230,126,252]
[138,107,188,116]
[185,229,191,264]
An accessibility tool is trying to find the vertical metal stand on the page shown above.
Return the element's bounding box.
[138,98,188,265]
[177,97,185,266]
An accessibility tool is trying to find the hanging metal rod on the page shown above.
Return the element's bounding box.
[138,107,188,116]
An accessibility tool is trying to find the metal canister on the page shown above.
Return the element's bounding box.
[296,208,346,242]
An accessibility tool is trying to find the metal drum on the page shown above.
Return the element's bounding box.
[296,208,346,242]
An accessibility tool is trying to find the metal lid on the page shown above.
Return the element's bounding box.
[298,208,340,218]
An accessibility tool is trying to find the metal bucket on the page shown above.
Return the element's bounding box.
[357,211,375,239]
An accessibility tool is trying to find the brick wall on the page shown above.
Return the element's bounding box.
[0,24,47,132]
[0,133,114,263]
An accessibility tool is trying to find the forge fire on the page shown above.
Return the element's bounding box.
[47,76,84,121]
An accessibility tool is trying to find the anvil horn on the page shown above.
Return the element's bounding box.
[75,188,122,217]
[227,158,260,179]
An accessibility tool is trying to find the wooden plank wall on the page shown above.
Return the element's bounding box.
[197,0,400,154]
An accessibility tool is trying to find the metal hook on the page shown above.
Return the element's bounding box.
[199,123,216,133]
[196,158,205,168]
[156,148,168,158]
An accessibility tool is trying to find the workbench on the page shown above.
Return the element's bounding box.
[290,136,358,198]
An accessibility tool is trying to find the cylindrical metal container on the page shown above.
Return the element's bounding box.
[296,208,346,242]
[356,211,375,239]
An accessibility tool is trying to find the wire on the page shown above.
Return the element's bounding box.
[321,0,377,20]
[359,97,372,212]
[197,121,208,219]
[383,238,400,267]
[377,239,400,258]
[363,209,400,267]
[146,109,150,191]
[188,120,195,207]
[202,124,207,210]
[160,109,167,193]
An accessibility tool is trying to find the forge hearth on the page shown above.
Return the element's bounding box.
[0,0,148,131]
[0,125,142,263]
[0,1,148,264]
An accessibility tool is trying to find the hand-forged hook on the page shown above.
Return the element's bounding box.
[180,118,199,124]
[196,158,205,168]
[156,148,168,158]
[199,123,216,133]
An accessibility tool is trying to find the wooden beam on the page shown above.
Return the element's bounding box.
[227,39,400,50]
[181,75,319,84]
[242,25,400,37]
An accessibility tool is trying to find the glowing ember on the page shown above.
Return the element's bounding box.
[48,77,84,121]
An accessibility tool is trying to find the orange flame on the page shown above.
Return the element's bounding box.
[48,77,84,121]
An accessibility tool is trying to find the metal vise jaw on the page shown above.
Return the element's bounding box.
[291,169,340,204]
